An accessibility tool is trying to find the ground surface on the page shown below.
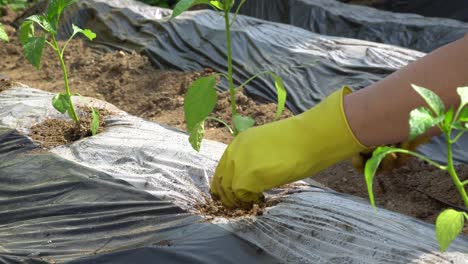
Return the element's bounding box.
[1,8,467,230]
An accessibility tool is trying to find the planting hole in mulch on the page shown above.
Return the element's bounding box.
[195,200,265,221]
[29,109,109,149]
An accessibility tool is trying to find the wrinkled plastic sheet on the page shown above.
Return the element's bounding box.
[1,86,467,263]
[234,0,468,53]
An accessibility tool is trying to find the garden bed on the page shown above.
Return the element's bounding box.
[1,9,467,231]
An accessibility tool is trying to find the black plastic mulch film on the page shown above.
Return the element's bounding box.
[1,0,467,263]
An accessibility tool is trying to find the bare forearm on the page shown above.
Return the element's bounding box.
[345,34,468,147]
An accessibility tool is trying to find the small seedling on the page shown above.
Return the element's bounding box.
[19,0,99,135]
[0,22,7,42]
[365,84,468,252]
[171,0,287,151]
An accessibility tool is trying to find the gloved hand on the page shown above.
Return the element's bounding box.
[351,135,431,174]
[210,86,368,209]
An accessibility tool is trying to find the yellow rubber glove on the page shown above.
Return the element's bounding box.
[351,135,431,174]
[210,86,368,209]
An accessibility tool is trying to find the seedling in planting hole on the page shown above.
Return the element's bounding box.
[365,84,468,252]
[19,0,99,135]
[0,22,7,42]
[171,0,287,151]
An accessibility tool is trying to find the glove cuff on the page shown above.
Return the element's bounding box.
[339,86,368,150]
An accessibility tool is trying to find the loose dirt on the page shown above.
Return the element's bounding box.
[314,159,468,233]
[29,108,109,149]
[2,8,468,228]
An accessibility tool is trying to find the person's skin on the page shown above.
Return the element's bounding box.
[345,34,468,147]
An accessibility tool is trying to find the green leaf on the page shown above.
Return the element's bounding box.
[412,84,445,116]
[436,209,465,252]
[52,93,71,113]
[26,15,55,34]
[409,107,440,140]
[233,114,255,133]
[364,146,400,207]
[23,36,46,70]
[184,75,218,132]
[171,0,212,18]
[19,21,34,45]
[271,73,287,120]
[90,108,100,136]
[457,87,468,108]
[459,107,468,122]
[46,0,76,27]
[72,24,96,40]
[210,0,224,10]
[189,121,205,152]
[0,23,8,42]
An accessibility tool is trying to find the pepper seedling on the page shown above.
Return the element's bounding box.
[171,0,287,151]
[365,84,468,252]
[19,0,99,135]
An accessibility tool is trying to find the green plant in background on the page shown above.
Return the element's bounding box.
[0,23,7,42]
[19,0,100,135]
[365,84,468,252]
[171,0,287,151]
[0,0,29,11]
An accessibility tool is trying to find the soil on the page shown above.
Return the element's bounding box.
[29,108,109,149]
[314,159,468,233]
[195,199,265,221]
[2,7,468,229]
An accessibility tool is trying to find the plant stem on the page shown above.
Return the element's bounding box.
[446,131,468,208]
[52,35,79,122]
[224,9,237,134]
[236,71,272,90]
[206,116,234,135]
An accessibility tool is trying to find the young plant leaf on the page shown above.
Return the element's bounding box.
[459,107,468,122]
[233,114,255,133]
[26,15,55,34]
[0,23,8,42]
[436,209,465,252]
[52,93,71,113]
[457,87,468,108]
[409,107,440,140]
[444,107,454,129]
[210,0,224,10]
[412,84,445,116]
[267,73,287,121]
[364,146,400,207]
[72,24,96,40]
[172,0,211,18]
[23,36,46,69]
[19,21,34,45]
[90,108,100,136]
[189,121,205,152]
[184,75,218,132]
[46,0,76,27]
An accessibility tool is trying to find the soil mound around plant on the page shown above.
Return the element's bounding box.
[29,109,109,149]
[195,199,265,221]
